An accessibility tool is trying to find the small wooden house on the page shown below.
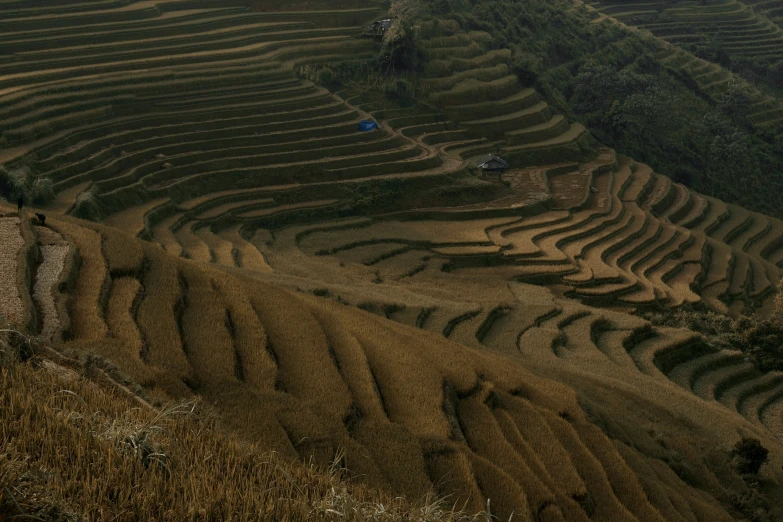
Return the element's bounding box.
[477,154,509,178]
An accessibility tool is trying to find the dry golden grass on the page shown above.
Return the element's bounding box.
[99,225,144,276]
[211,273,277,391]
[135,243,193,395]
[26,214,783,520]
[0,334,485,522]
[250,286,352,421]
[51,220,109,341]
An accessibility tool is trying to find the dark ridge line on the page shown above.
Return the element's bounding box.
[757,387,783,427]
[653,339,715,376]
[589,317,613,347]
[443,309,481,338]
[442,381,467,443]
[680,352,745,392]
[551,331,569,358]
[736,376,783,417]
[28,227,45,336]
[475,305,512,345]
[516,308,562,353]
[364,245,415,266]
[95,231,114,327]
[225,308,244,382]
[248,299,282,389]
[622,325,657,353]
[366,359,390,421]
[416,307,435,329]
[130,257,149,363]
[174,270,188,356]
[557,310,592,330]
[402,263,428,279]
[713,366,762,403]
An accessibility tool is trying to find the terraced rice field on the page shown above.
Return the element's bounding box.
[583,0,783,138]
[281,153,783,317]
[2,0,474,235]
[3,206,782,519]
[0,8,601,270]
[588,0,783,67]
[4,2,783,516]
[655,45,783,131]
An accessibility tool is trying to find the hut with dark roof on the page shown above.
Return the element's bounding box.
[477,154,509,178]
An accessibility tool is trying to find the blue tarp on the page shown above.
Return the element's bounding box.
[359,120,379,132]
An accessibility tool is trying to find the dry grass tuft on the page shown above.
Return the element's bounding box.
[0,329,485,522]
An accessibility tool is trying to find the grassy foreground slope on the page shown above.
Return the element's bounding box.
[3,206,783,519]
[0,333,480,522]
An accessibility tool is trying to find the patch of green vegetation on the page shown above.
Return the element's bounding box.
[410,0,783,217]
[0,166,55,206]
[639,305,783,372]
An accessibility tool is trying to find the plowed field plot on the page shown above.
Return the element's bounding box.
[548,170,593,209]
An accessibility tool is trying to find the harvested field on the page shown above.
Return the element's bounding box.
[0,216,25,325]
[4,1,783,518]
[287,153,781,317]
[1,209,782,518]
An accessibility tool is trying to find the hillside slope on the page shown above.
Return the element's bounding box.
[0,330,484,521]
[3,1,783,519]
[2,206,783,519]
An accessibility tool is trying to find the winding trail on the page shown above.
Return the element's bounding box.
[33,226,69,341]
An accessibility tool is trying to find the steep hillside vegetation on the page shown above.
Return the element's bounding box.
[587,0,783,88]
[3,207,783,519]
[405,0,783,218]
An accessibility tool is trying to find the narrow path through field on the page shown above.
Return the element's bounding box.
[33,226,69,341]
[0,215,24,325]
